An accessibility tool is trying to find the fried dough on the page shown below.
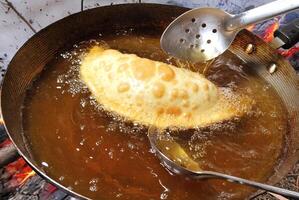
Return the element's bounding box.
[80,46,252,129]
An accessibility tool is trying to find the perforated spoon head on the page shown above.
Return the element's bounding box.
[161,8,237,63]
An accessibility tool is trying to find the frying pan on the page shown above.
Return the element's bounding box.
[1,4,299,200]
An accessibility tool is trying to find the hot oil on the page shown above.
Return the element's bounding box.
[23,32,288,200]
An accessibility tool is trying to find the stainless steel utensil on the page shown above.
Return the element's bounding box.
[147,128,299,199]
[3,4,299,199]
[160,0,299,63]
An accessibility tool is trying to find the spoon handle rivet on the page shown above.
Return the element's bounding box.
[245,44,255,54]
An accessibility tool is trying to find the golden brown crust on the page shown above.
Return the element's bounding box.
[80,46,252,129]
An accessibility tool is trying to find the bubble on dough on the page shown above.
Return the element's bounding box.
[80,46,253,129]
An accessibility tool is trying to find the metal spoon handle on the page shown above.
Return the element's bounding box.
[226,0,299,31]
[201,171,299,199]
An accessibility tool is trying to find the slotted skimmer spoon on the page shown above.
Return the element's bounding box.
[147,128,299,199]
[160,0,299,63]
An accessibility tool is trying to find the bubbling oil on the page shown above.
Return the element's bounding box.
[23,31,288,200]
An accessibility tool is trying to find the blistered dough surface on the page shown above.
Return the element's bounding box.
[80,46,252,129]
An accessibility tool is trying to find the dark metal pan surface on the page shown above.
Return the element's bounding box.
[1,4,299,199]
